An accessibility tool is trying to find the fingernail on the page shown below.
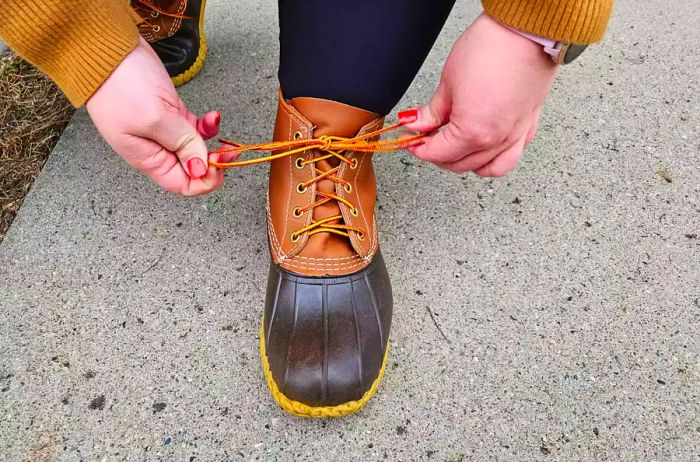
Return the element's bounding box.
[398,109,418,124]
[186,158,207,178]
[214,112,221,125]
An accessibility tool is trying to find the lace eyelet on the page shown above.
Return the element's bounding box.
[152,25,161,33]
[292,207,303,218]
[150,11,159,18]
[350,158,358,169]
[350,207,359,217]
[290,233,301,243]
[357,232,366,241]
[296,184,307,194]
[293,131,303,140]
[343,184,352,193]
[294,158,304,169]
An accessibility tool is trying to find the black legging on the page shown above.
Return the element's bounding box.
[278,0,456,116]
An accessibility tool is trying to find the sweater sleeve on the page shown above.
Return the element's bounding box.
[481,0,614,44]
[0,0,140,107]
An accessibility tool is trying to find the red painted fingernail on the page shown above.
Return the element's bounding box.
[398,109,418,124]
[214,112,221,125]
[186,158,207,178]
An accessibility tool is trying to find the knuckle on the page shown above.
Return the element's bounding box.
[505,130,522,147]
[467,128,496,149]
[425,105,441,125]
[451,121,497,150]
[173,131,198,154]
[441,128,468,157]
[142,110,165,131]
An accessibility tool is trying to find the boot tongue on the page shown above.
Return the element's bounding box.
[288,97,378,264]
[290,97,378,138]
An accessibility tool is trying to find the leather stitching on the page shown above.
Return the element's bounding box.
[342,117,383,259]
[168,0,185,38]
[293,255,359,261]
[354,151,371,255]
[281,259,367,272]
[267,196,286,263]
[279,100,311,257]
[282,111,292,253]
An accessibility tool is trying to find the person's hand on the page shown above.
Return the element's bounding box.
[86,37,228,195]
[400,13,559,177]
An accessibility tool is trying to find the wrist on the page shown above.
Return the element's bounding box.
[477,13,559,70]
[484,12,588,65]
[480,0,613,44]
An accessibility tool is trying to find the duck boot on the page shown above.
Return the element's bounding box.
[260,92,393,418]
[131,0,207,86]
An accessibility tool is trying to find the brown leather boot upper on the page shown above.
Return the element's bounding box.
[132,0,188,42]
[267,92,385,277]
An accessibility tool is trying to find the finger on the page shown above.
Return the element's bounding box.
[407,123,473,164]
[196,111,221,140]
[399,82,452,133]
[131,139,222,195]
[524,107,542,146]
[150,112,209,179]
[194,152,225,194]
[433,145,503,173]
[525,123,538,145]
[474,134,527,177]
[209,148,240,165]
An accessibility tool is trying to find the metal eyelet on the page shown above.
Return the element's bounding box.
[343,184,352,193]
[292,207,303,218]
[357,232,366,241]
[296,183,307,194]
[350,207,359,217]
[152,25,161,33]
[290,233,300,243]
[150,11,159,18]
[294,158,304,169]
[293,131,303,140]
[350,158,358,169]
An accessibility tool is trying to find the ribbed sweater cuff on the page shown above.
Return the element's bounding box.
[481,0,613,44]
[0,0,140,107]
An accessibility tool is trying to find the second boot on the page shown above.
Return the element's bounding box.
[131,0,207,86]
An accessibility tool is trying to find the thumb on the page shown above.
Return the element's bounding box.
[151,112,209,179]
[399,82,452,133]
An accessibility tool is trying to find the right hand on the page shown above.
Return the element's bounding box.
[86,37,228,196]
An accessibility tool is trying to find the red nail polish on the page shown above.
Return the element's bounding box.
[214,112,221,125]
[186,158,207,178]
[398,109,418,124]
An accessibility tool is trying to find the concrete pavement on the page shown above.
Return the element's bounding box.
[1,0,698,460]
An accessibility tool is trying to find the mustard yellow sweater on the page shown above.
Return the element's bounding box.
[0,0,613,107]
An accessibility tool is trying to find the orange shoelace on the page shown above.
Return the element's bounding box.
[210,122,425,240]
[132,0,192,33]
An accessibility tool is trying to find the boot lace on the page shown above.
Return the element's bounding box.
[210,123,425,242]
[132,0,191,33]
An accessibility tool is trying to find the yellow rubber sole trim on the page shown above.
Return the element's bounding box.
[171,0,207,87]
[259,323,389,418]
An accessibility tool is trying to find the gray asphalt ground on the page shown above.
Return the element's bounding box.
[1,1,699,460]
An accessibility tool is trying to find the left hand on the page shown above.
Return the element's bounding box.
[400,13,559,177]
